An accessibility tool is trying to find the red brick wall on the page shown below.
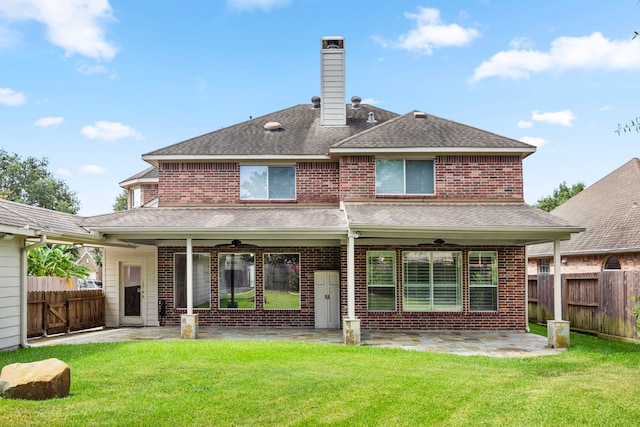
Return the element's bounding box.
[342,246,527,330]
[528,252,640,275]
[158,161,339,205]
[437,155,523,199]
[339,155,524,201]
[142,184,158,206]
[158,245,341,327]
[159,162,239,205]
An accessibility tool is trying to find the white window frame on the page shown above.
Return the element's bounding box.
[366,251,397,311]
[468,251,498,312]
[375,159,435,195]
[240,165,296,200]
[132,187,141,208]
[263,253,301,310]
[402,251,462,312]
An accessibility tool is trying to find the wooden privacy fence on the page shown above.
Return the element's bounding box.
[27,290,105,338]
[528,271,640,339]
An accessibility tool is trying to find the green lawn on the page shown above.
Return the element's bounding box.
[1,325,639,426]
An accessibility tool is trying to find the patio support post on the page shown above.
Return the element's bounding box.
[343,230,360,345]
[547,238,569,348]
[181,237,199,339]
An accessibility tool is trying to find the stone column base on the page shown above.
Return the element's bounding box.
[181,314,199,340]
[547,320,570,348]
[343,318,361,345]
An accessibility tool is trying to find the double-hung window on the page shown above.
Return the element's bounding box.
[376,159,434,195]
[469,251,498,311]
[402,251,462,311]
[367,251,396,311]
[264,253,300,309]
[174,253,211,309]
[240,166,295,200]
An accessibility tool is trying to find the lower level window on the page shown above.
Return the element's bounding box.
[174,253,211,309]
[402,251,462,311]
[367,251,396,311]
[264,253,300,309]
[469,251,498,311]
[219,253,255,309]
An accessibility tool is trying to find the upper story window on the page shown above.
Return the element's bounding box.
[240,166,295,200]
[375,159,434,195]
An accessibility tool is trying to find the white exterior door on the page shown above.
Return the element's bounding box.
[314,271,340,329]
[120,262,144,326]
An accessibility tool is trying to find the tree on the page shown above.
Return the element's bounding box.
[28,244,91,279]
[113,189,128,211]
[535,181,585,212]
[0,149,80,213]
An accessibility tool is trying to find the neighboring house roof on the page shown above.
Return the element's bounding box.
[528,157,640,256]
[332,111,536,154]
[0,198,99,242]
[120,166,158,187]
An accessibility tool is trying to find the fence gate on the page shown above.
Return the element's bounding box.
[28,290,105,338]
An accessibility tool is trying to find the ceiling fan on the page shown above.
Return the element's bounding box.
[214,239,257,249]
[417,238,461,248]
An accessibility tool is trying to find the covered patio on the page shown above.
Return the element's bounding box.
[27,326,564,358]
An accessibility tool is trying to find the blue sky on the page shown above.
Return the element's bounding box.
[1,0,639,216]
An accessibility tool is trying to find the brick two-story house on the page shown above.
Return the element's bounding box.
[83,37,582,343]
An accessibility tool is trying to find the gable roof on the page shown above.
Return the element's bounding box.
[120,166,158,187]
[140,104,536,167]
[0,198,99,242]
[332,111,536,155]
[528,158,640,256]
[141,104,399,163]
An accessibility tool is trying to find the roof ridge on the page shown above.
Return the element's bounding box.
[331,111,411,148]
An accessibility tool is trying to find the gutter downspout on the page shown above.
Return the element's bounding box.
[20,234,47,348]
[525,246,530,333]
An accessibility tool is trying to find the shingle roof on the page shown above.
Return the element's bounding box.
[0,199,95,239]
[82,206,347,235]
[343,202,582,246]
[528,158,640,256]
[333,111,536,151]
[142,104,399,159]
[120,166,158,186]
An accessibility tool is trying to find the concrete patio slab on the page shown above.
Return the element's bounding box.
[27,327,564,358]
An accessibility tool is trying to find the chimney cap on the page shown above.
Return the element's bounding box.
[322,36,344,49]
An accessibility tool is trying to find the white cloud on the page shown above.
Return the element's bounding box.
[517,120,533,129]
[600,104,613,111]
[0,0,118,61]
[374,7,481,55]
[81,121,142,140]
[0,87,26,106]
[34,116,63,127]
[76,61,108,74]
[508,37,533,50]
[227,0,290,11]
[471,32,640,82]
[520,136,547,147]
[532,110,577,127]
[57,168,71,176]
[78,164,106,175]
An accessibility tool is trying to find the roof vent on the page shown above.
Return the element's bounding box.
[264,121,282,132]
[413,111,427,118]
[311,96,321,108]
[351,96,361,109]
[367,112,377,124]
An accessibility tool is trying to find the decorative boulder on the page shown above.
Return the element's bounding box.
[0,358,70,400]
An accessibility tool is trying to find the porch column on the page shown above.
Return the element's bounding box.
[181,237,199,339]
[548,238,569,348]
[343,231,360,345]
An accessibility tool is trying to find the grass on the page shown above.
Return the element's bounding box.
[264,290,300,309]
[1,325,639,426]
